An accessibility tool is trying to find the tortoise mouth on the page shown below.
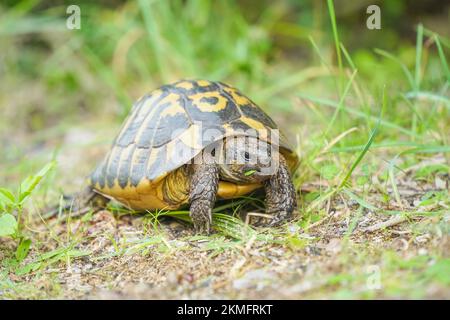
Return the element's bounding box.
[216,163,272,184]
[241,165,274,181]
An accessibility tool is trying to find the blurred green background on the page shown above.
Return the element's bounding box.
[0,0,449,187]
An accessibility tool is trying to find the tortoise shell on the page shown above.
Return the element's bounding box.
[89,79,299,210]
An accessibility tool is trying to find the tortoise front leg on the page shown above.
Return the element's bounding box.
[263,155,297,226]
[189,162,219,234]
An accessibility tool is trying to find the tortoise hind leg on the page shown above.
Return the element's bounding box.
[45,187,110,220]
[189,162,219,235]
[63,187,109,212]
[86,189,110,210]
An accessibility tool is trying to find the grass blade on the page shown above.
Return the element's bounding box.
[415,24,424,91]
[434,34,450,82]
[326,0,342,74]
[325,69,357,136]
[338,86,386,188]
[340,43,356,71]
[298,93,419,138]
[375,48,415,90]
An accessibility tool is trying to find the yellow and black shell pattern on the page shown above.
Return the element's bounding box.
[89,79,299,210]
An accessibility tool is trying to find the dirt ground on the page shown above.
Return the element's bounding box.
[0,119,449,300]
[1,155,448,299]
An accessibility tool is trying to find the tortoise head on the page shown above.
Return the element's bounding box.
[217,135,280,183]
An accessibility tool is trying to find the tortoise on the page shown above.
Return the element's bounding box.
[80,79,299,234]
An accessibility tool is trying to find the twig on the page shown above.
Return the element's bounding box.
[364,215,409,233]
[319,127,358,155]
[245,212,272,225]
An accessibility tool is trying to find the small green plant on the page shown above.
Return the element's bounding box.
[0,161,55,266]
[153,203,257,241]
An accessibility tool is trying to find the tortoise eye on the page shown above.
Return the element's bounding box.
[243,152,250,161]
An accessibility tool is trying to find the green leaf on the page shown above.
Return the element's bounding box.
[0,188,16,210]
[18,161,55,204]
[156,210,255,241]
[16,238,32,262]
[37,246,68,261]
[15,262,42,276]
[244,170,257,176]
[0,213,18,237]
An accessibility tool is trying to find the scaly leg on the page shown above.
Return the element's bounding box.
[189,161,219,234]
[263,154,297,226]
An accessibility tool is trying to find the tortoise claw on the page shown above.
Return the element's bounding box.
[192,216,211,235]
[249,211,292,228]
[190,200,213,235]
[268,211,292,227]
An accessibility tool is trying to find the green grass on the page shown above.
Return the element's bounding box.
[0,0,449,299]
